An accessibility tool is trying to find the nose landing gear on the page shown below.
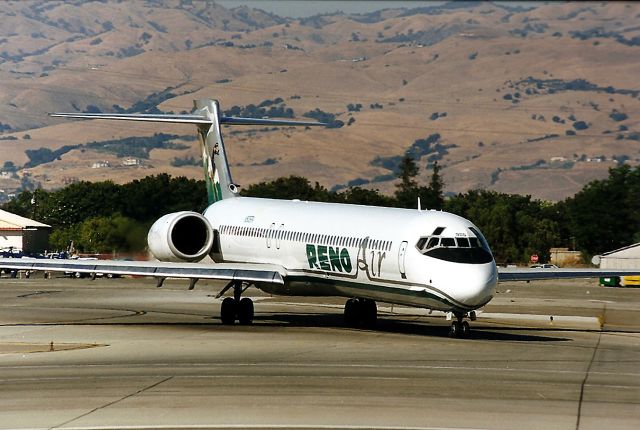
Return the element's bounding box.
[449,311,475,338]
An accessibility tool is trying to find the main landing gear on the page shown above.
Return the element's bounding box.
[344,298,377,328]
[218,281,254,325]
[448,311,476,338]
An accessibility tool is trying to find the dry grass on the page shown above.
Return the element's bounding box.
[1,1,639,200]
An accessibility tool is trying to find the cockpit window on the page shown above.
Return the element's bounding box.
[441,238,455,247]
[415,226,493,264]
[456,237,470,248]
[468,227,491,252]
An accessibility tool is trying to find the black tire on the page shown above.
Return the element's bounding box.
[449,321,461,338]
[461,321,470,338]
[361,299,377,327]
[344,298,360,327]
[220,297,237,325]
[238,297,254,325]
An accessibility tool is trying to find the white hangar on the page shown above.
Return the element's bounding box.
[593,243,640,269]
[0,209,51,254]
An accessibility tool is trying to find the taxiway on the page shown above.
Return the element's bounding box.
[0,276,638,430]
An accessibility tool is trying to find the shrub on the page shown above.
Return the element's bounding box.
[609,110,628,122]
[573,121,589,130]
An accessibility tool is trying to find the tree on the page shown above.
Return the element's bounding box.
[338,187,394,207]
[2,161,17,172]
[241,175,333,202]
[445,190,560,264]
[394,156,444,210]
[396,155,418,191]
[424,161,444,210]
[563,165,640,258]
[74,215,147,253]
[394,156,420,208]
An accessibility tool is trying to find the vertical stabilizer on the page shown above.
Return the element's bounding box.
[193,99,238,204]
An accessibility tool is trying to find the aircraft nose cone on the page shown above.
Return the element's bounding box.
[450,263,498,308]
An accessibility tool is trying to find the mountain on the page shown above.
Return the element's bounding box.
[1,0,639,201]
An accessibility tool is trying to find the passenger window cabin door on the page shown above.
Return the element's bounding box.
[267,223,275,248]
[398,241,408,279]
[276,224,284,249]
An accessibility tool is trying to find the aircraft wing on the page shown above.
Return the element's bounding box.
[0,258,285,285]
[498,267,640,282]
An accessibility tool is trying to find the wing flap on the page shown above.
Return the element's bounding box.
[0,258,285,284]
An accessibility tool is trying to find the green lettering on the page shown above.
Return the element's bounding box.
[340,248,352,273]
[318,245,330,271]
[329,247,343,272]
[306,244,319,269]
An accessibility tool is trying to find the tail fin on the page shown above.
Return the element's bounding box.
[50,99,325,205]
[194,99,237,203]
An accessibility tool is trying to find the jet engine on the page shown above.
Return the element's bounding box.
[147,211,214,262]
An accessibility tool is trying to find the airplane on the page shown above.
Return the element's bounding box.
[2,98,639,338]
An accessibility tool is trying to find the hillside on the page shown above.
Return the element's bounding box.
[1,0,639,202]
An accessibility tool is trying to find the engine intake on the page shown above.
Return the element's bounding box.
[147,211,214,262]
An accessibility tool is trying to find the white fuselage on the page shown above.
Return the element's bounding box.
[204,197,498,313]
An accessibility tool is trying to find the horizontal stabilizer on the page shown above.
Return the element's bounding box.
[49,112,211,124]
[49,112,326,127]
[220,116,325,127]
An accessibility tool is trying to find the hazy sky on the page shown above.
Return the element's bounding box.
[216,1,448,18]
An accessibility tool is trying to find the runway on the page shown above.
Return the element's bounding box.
[0,276,639,430]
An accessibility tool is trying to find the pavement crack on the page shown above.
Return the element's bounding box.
[48,376,173,430]
[575,303,605,430]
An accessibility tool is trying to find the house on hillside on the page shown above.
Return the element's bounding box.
[0,209,51,254]
[91,161,110,169]
[122,158,141,166]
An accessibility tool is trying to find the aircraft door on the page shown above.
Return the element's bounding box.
[276,224,284,249]
[398,241,408,279]
[267,223,275,248]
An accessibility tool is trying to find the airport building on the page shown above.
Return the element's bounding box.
[594,243,640,269]
[0,209,51,254]
[549,247,582,267]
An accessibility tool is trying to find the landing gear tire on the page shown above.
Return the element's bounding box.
[344,298,360,327]
[461,321,470,338]
[238,297,254,325]
[449,321,461,338]
[220,297,237,325]
[361,299,377,327]
[344,298,377,328]
[449,319,471,338]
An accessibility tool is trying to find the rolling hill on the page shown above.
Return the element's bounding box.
[1,0,639,202]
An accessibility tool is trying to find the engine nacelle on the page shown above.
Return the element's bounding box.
[147,211,214,262]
